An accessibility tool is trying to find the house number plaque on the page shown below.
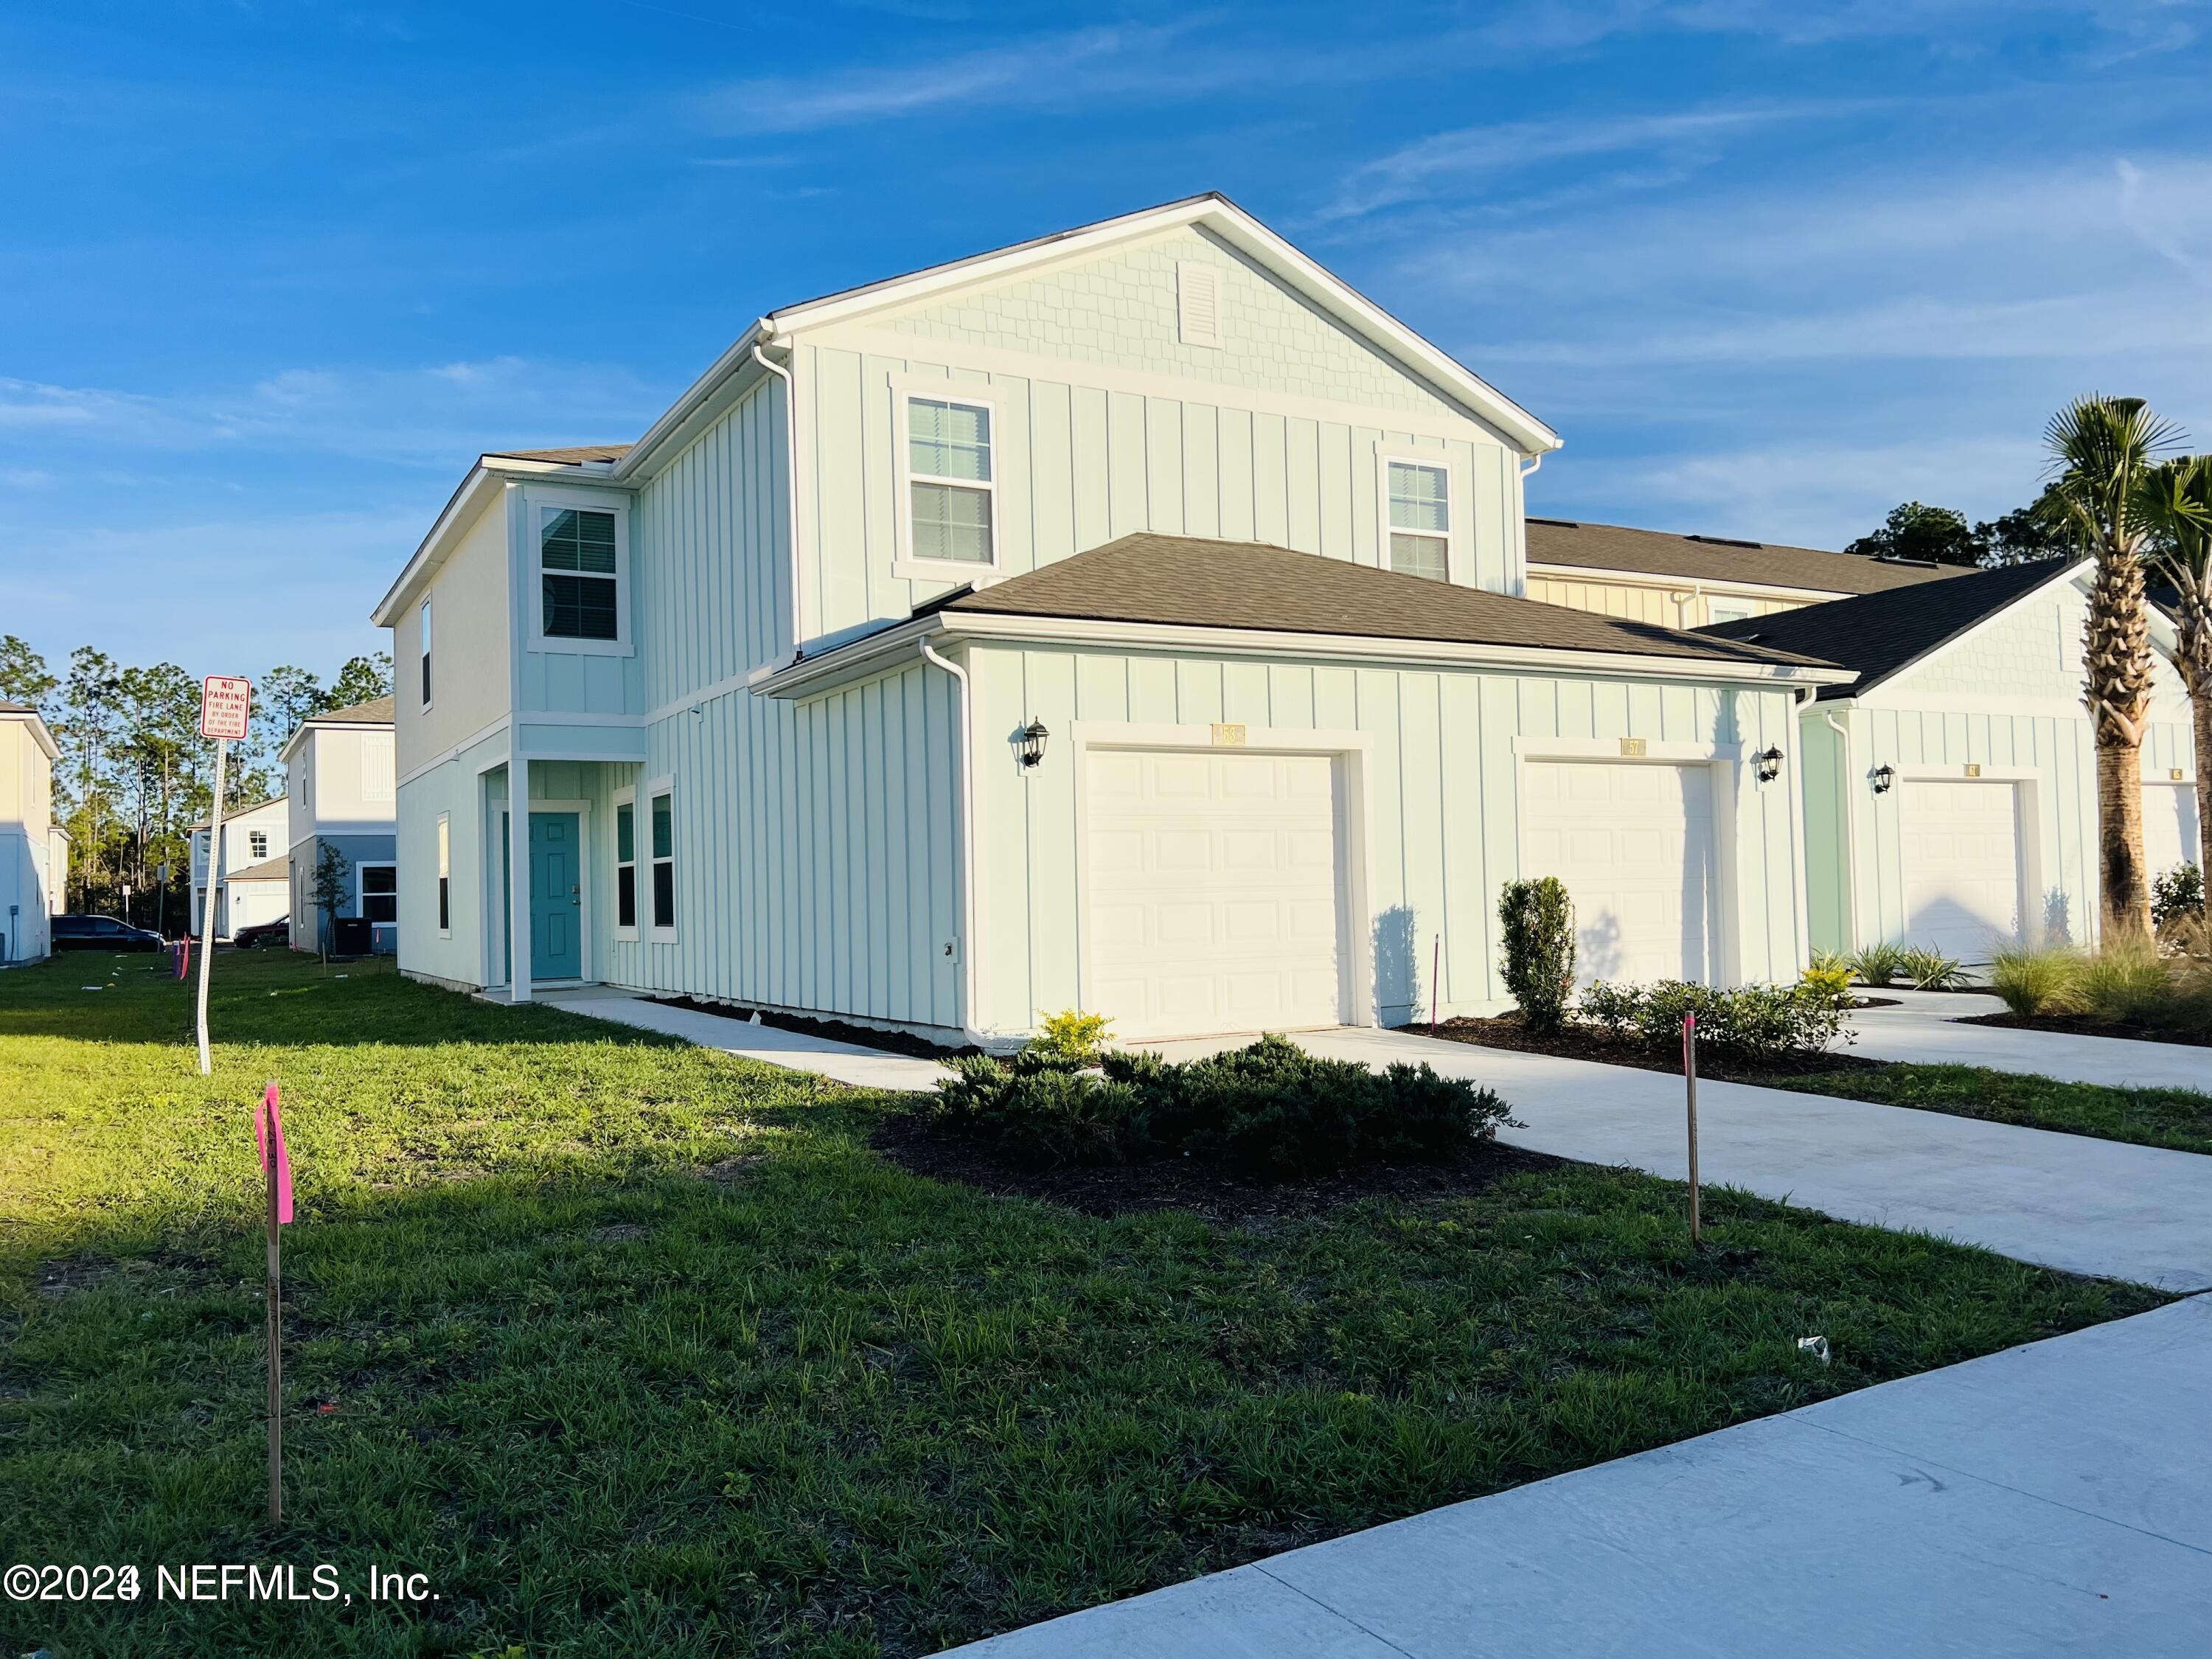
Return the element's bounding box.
[1211,723,1247,747]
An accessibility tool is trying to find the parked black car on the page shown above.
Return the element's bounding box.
[232,915,291,950]
[52,914,166,952]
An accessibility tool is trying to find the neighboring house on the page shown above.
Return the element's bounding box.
[279,697,398,952]
[1701,560,2198,961]
[0,700,65,963]
[372,192,1847,1044]
[189,796,291,939]
[1526,518,1969,629]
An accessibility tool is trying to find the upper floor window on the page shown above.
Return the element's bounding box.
[1385,459,1450,582]
[535,498,633,655]
[420,597,434,706]
[900,392,997,577]
[248,830,268,860]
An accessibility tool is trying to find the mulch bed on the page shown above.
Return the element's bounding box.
[872,1112,1568,1222]
[650,995,978,1060]
[1958,1012,2212,1050]
[1414,1012,1888,1084]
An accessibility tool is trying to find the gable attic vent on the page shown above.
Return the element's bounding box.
[1177,260,1224,349]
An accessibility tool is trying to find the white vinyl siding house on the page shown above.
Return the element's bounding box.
[279,698,398,952]
[0,703,64,962]
[375,195,1845,1040]
[189,796,292,939]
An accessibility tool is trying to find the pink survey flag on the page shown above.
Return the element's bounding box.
[254,1083,294,1225]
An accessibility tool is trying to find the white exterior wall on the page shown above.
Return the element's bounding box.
[960,639,1812,1034]
[1803,577,2195,954]
[0,716,60,960]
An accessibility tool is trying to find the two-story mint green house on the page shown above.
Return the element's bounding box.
[371,195,1846,1045]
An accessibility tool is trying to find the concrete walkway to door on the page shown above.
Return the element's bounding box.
[939,1294,2212,1658]
[1846,988,2212,1091]
[1154,1026,2212,1291]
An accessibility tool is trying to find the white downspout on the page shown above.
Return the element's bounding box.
[1514,451,1545,596]
[919,638,993,1048]
[1820,707,1859,954]
[750,336,806,657]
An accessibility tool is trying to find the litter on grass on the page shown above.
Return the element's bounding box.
[1798,1336,1832,1365]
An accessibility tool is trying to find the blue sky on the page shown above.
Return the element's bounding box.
[7,0,2211,684]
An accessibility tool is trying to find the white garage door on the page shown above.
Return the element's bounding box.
[1084,748,1345,1040]
[1902,780,2023,959]
[1523,760,1717,984]
[2143,781,2200,877]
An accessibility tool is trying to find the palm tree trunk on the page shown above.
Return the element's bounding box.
[2084,551,2157,945]
[2178,588,2212,877]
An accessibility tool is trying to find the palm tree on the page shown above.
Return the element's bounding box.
[2041,396,2184,947]
[2135,453,2212,877]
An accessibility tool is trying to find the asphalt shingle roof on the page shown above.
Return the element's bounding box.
[1696,557,2081,699]
[928,533,1836,671]
[487,445,633,465]
[1527,518,1972,597]
[307,695,395,726]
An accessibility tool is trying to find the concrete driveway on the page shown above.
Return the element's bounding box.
[938,1295,2212,1658]
[1846,989,2212,1091]
[1157,1026,2212,1291]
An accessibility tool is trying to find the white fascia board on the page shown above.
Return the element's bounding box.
[762,195,1560,458]
[0,709,58,762]
[756,611,1851,701]
[612,321,771,483]
[1527,562,1863,605]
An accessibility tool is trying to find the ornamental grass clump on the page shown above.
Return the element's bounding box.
[1988,943,2086,1017]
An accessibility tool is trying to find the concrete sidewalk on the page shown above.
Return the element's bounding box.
[1158,1026,2212,1291]
[1846,989,2212,1092]
[537,985,952,1091]
[939,1295,2212,1658]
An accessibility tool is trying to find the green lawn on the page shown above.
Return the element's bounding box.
[1772,1062,2212,1155]
[0,952,2166,1658]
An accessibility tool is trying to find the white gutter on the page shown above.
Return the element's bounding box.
[1820,707,1859,954]
[917,639,995,1048]
[749,336,807,655]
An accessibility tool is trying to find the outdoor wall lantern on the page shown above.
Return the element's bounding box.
[1016,720,1050,770]
[1871,763,1896,795]
[1754,746,1784,784]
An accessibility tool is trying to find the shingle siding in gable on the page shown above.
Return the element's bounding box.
[882,230,1467,422]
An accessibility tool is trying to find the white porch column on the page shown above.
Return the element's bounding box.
[508,754,532,1004]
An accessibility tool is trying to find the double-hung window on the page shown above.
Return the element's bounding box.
[436,812,451,934]
[1385,458,1451,582]
[615,796,638,933]
[538,504,623,643]
[420,597,434,706]
[358,863,398,925]
[248,830,268,860]
[649,789,675,933]
[900,392,996,574]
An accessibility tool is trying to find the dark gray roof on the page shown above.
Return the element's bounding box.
[487,445,633,465]
[928,534,1835,670]
[1697,557,2081,699]
[1527,518,1971,597]
[307,695,394,726]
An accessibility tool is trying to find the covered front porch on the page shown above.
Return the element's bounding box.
[481,748,644,1004]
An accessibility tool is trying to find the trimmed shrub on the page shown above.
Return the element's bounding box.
[1498,877,1576,1034]
[1576,979,1851,1065]
[1029,1009,1114,1065]
[1895,946,1970,992]
[2153,863,2205,931]
[1988,944,2084,1017]
[932,1034,1518,1180]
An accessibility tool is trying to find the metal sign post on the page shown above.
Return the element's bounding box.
[196,677,252,1077]
[1682,1011,1702,1246]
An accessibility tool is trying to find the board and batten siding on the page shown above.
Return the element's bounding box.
[959,640,1809,1036]
[1525,574,1810,630]
[798,344,1523,647]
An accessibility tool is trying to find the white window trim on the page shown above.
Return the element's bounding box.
[355,860,399,924]
[1376,445,1457,583]
[611,784,640,943]
[526,486,634,657]
[248,830,269,861]
[891,372,1004,585]
[644,773,678,944]
[420,597,434,710]
[435,811,453,938]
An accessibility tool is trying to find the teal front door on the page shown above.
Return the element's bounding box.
[529,812,582,981]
